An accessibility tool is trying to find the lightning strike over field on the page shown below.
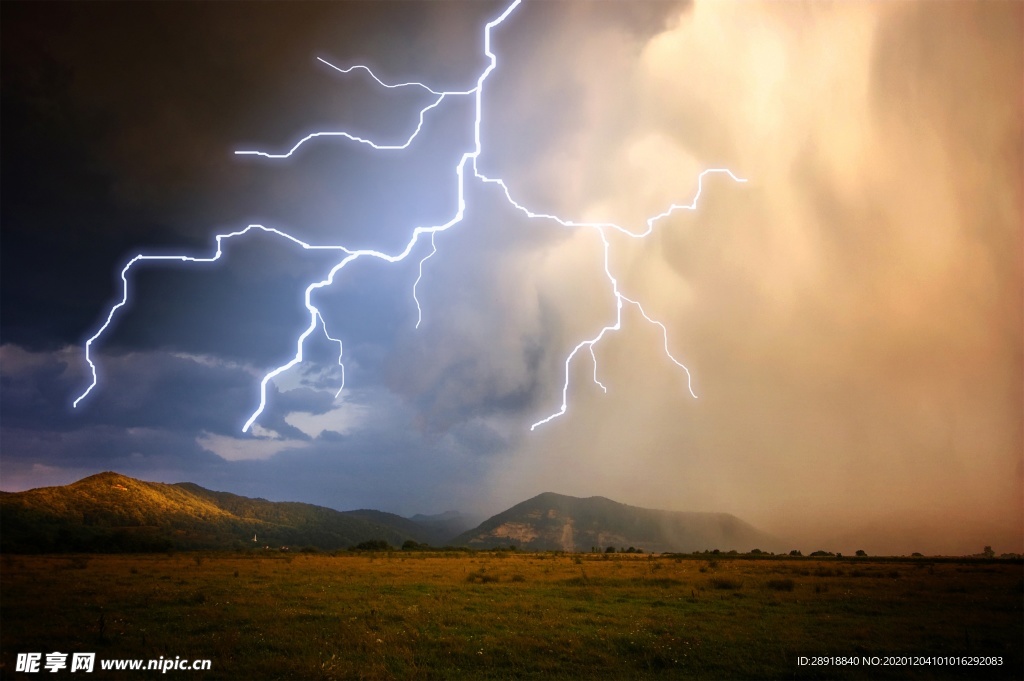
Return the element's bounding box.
[73,0,745,433]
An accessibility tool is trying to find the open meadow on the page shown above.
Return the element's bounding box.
[1,552,1021,680]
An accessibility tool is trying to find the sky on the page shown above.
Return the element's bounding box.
[2,0,1021,556]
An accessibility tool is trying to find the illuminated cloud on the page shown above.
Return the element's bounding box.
[481,0,1022,554]
[197,432,306,462]
[284,399,368,439]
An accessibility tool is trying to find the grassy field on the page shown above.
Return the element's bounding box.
[1,551,1020,679]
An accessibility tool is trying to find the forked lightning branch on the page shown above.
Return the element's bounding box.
[73,0,746,433]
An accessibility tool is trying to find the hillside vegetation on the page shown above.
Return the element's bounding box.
[0,472,431,552]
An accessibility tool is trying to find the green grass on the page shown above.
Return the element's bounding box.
[1,553,1021,679]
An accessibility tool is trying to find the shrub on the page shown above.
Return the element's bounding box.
[766,579,795,591]
[465,569,498,584]
[709,577,742,590]
[855,550,867,557]
[789,550,803,557]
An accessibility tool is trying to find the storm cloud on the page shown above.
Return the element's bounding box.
[2,1,1020,554]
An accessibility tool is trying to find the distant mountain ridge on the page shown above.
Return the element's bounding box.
[1,473,781,554]
[409,510,479,542]
[454,492,783,554]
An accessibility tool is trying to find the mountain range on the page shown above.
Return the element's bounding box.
[0,472,781,553]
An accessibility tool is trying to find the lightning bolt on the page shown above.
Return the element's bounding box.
[73,0,746,434]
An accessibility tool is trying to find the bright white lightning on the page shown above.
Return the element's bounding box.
[234,57,474,160]
[72,225,350,410]
[74,0,745,435]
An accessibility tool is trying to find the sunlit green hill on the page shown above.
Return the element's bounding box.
[0,472,427,552]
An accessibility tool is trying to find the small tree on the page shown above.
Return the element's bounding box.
[855,550,867,557]
[605,546,616,553]
[982,546,995,558]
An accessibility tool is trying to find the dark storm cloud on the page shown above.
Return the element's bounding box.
[195,394,508,514]
[1,345,255,435]
[92,235,347,366]
[0,422,224,488]
[0,1,499,351]
[1,0,680,414]
[1,1,535,511]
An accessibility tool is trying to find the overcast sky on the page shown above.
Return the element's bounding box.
[2,0,1020,556]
